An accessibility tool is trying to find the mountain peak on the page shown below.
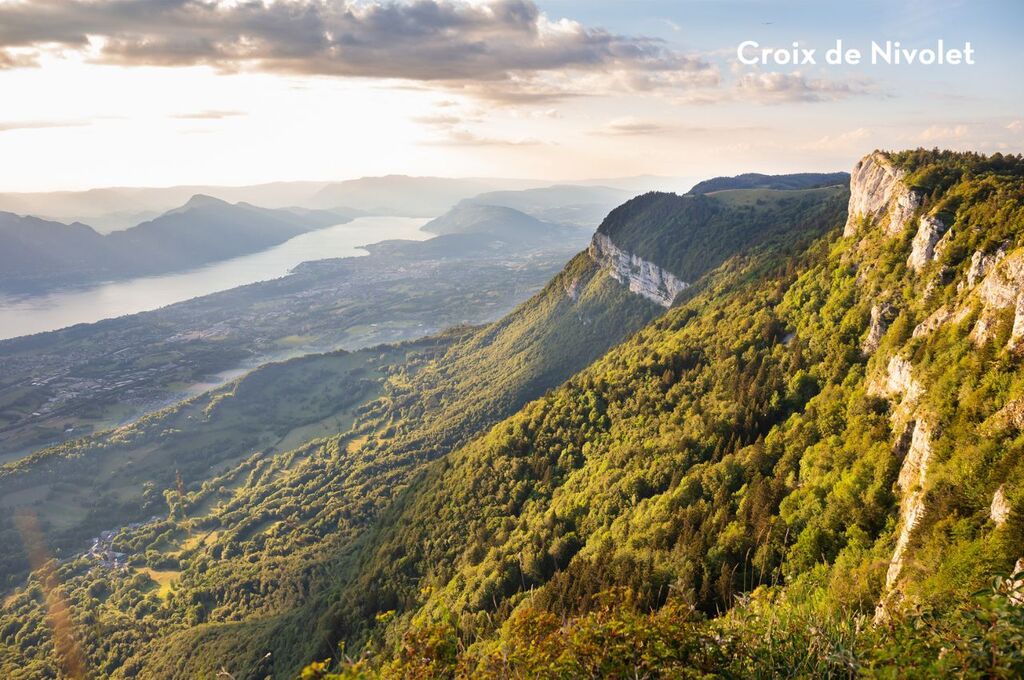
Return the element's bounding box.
[181,194,230,210]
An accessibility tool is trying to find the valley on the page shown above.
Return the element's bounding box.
[0,223,587,460]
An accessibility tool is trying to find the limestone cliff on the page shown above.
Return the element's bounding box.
[970,251,1024,346]
[844,151,923,238]
[876,419,935,622]
[907,215,948,272]
[992,486,1011,526]
[589,232,689,308]
[862,302,896,355]
[847,150,1024,622]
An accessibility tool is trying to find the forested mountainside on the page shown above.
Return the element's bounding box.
[688,171,850,194]
[292,149,1024,678]
[0,175,844,678]
[594,185,846,292]
[5,151,1024,678]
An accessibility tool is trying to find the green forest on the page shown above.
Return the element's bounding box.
[3,150,1024,678]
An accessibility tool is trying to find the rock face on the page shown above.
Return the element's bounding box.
[876,355,924,406]
[987,398,1024,433]
[589,232,688,308]
[913,305,952,338]
[876,419,934,622]
[910,247,1024,344]
[992,486,1011,526]
[563,275,580,302]
[1011,294,1024,350]
[845,152,923,238]
[963,245,1008,290]
[863,303,896,355]
[907,216,948,272]
[971,252,1024,346]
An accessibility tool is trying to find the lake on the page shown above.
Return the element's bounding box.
[0,216,431,340]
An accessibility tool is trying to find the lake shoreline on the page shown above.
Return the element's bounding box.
[0,216,431,340]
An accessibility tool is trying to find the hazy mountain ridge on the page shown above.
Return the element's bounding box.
[0,181,334,233]
[0,176,683,233]
[0,197,350,293]
[421,203,582,244]
[459,185,632,228]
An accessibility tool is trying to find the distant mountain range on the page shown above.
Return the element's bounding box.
[459,185,631,228]
[423,203,573,241]
[0,182,333,233]
[0,196,351,293]
[0,175,690,232]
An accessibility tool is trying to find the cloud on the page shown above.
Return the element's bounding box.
[421,129,542,147]
[1008,120,1024,133]
[736,71,873,103]
[0,119,90,133]
[590,117,769,137]
[0,48,38,69]
[0,0,718,102]
[592,117,673,136]
[917,124,970,143]
[410,113,465,127]
[801,127,873,151]
[171,109,247,120]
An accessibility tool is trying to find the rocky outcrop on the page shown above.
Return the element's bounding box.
[845,152,923,238]
[913,305,952,338]
[874,355,923,405]
[982,398,1024,442]
[914,249,1024,346]
[907,215,948,272]
[1012,559,1024,604]
[986,398,1024,433]
[589,233,688,308]
[563,275,580,302]
[992,486,1011,526]
[970,251,1024,345]
[876,419,934,622]
[1011,294,1024,350]
[962,245,1008,291]
[863,303,896,355]
[975,252,1024,309]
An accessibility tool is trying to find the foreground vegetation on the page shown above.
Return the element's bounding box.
[305,574,1024,679]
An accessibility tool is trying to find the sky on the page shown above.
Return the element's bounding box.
[0,0,1021,191]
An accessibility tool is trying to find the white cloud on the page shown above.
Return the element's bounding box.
[917,124,970,142]
[802,127,873,151]
[736,71,873,103]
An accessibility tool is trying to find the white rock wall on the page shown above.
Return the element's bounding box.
[589,232,689,308]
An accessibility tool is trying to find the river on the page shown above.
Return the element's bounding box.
[0,216,431,340]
